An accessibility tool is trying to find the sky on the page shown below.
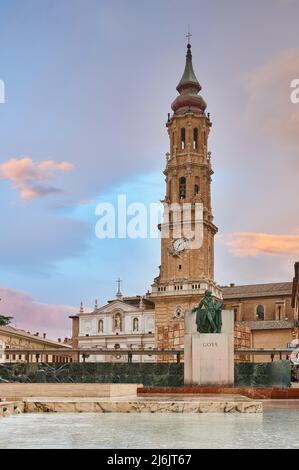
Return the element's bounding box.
[0,0,298,339]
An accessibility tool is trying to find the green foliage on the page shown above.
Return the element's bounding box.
[0,315,13,326]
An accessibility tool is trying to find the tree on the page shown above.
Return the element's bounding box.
[0,315,13,326]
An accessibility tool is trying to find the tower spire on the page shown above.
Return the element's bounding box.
[176,43,201,93]
[171,41,207,116]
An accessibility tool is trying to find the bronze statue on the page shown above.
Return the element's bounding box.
[192,290,223,333]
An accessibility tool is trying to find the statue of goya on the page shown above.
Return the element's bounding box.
[192,290,223,334]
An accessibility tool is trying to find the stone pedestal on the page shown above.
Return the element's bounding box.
[184,310,234,386]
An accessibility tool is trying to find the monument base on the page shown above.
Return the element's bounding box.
[184,310,234,386]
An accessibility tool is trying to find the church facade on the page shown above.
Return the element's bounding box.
[70,292,155,363]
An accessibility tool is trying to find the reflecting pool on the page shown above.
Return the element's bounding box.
[0,401,298,449]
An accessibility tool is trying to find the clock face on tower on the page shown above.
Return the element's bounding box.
[169,238,189,257]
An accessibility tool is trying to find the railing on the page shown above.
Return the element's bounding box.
[1,347,296,363]
[1,348,184,363]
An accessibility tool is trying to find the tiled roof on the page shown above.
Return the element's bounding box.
[241,320,294,330]
[0,325,71,348]
[222,282,292,299]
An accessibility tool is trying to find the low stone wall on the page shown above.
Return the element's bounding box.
[0,363,184,387]
[234,361,291,388]
[0,361,291,388]
[0,383,141,399]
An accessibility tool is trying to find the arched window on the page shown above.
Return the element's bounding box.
[133,318,139,332]
[181,128,186,150]
[179,177,186,199]
[194,176,200,196]
[256,305,265,321]
[98,319,103,333]
[193,128,198,149]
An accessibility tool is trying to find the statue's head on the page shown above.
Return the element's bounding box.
[205,290,212,297]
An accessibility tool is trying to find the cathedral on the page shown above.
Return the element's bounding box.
[70,42,298,362]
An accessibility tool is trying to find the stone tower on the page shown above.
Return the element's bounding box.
[150,42,222,352]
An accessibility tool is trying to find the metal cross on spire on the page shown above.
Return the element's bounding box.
[186,25,192,45]
[116,278,122,293]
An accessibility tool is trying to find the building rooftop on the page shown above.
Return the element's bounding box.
[0,325,71,348]
[241,320,294,330]
[222,282,293,299]
[121,296,155,310]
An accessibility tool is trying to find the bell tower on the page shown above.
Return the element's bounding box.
[150,42,222,351]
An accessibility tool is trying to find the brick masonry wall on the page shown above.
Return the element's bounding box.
[156,322,184,362]
[234,322,251,362]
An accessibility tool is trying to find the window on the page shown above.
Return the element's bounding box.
[194,176,200,196]
[193,128,198,149]
[179,177,186,199]
[181,128,186,150]
[98,319,104,333]
[0,340,4,360]
[234,308,238,322]
[256,305,265,321]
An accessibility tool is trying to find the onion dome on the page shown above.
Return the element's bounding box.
[171,43,207,115]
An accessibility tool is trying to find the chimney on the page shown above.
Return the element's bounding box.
[43,333,46,339]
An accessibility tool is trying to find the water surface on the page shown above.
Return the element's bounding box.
[0,401,297,449]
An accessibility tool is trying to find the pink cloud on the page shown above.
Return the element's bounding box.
[0,287,77,340]
[246,48,299,148]
[227,229,299,257]
[0,157,73,199]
